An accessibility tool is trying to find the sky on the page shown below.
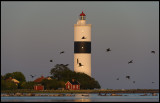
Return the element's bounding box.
[1,1,159,89]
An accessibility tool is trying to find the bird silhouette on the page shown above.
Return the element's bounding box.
[106,48,111,52]
[60,51,64,54]
[151,51,155,54]
[117,78,119,80]
[126,76,130,79]
[79,63,84,67]
[152,82,155,83]
[50,60,53,62]
[133,81,135,83]
[82,36,86,39]
[30,75,36,78]
[128,60,133,64]
[77,59,79,64]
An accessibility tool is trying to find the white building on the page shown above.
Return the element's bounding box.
[74,11,91,76]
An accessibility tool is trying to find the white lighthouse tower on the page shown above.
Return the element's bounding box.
[74,11,91,76]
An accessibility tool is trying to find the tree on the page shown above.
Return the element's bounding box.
[58,81,65,88]
[4,73,13,80]
[50,64,72,81]
[50,64,101,89]
[1,80,18,90]
[4,72,26,82]
[21,81,37,89]
[12,72,26,82]
[3,72,26,89]
[41,79,59,90]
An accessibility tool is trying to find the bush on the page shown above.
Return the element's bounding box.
[50,64,101,89]
[1,80,18,90]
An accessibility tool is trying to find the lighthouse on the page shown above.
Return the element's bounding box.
[74,11,91,76]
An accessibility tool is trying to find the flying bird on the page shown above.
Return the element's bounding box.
[117,78,119,80]
[79,63,84,67]
[77,59,79,64]
[133,81,135,83]
[60,51,65,54]
[128,60,133,64]
[106,48,111,52]
[151,51,155,54]
[82,36,86,39]
[152,82,155,83]
[30,75,36,78]
[50,60,53,62]
[126,76,130,79]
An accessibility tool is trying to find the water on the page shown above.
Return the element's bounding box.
[1,93,159,102]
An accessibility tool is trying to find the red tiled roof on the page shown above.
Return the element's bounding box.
[34,76,45,83]
[80,11,86,16]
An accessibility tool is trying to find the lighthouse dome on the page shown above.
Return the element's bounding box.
[80,11,86,16]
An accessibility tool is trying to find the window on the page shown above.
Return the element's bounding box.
[74,42,91,53]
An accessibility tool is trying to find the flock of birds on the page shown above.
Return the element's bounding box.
[29,33,156,87]
[30,35,88,79]
[30,51,66,79]
[30,47,156,85]
[106,48,156,84]
[49,36,87,68]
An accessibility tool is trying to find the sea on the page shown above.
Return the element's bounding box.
[1,93,159,102]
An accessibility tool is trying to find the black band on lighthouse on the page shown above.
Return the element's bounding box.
[74,42,91,53]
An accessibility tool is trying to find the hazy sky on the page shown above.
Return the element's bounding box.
[1,1,159,89]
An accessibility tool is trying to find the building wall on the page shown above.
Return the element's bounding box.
[34,85,44,90]
[71,85,80,90]
[65,82,80,90]
[65,82,72,90]
[74,24,91,42]
[74,53,91,76]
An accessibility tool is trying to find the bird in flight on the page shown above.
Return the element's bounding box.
[50,60,53,62]
[106,48,111,52]
[126,76,130,79]
[60,51,65,54]
[128,60,133,64]
[117,78,119,80]
[82,36,86,39]
[133,81,135,83]
[79,63,84,67]
[151,51,155,54]
[30,75,36,78]
[152,82,155,83]
[77,59,79,64]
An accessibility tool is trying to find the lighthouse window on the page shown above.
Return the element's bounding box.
[74,42,91,53]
